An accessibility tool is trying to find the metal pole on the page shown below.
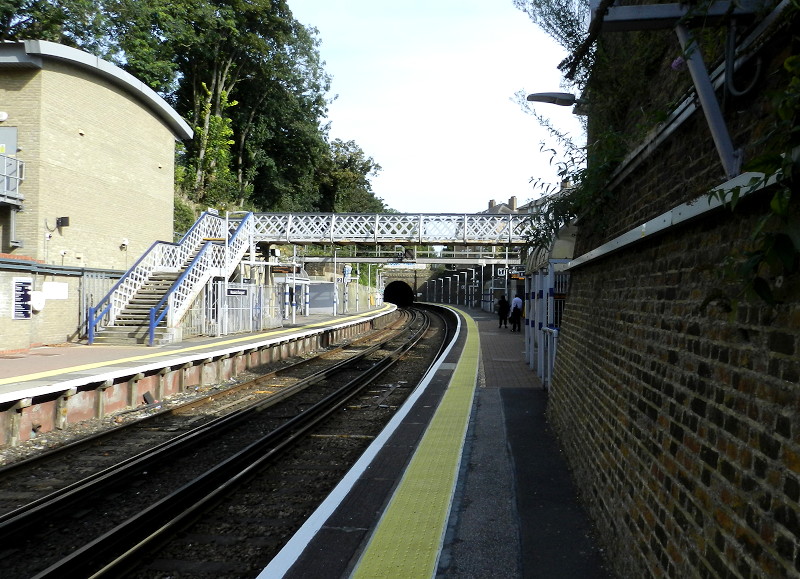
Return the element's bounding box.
[676,24,741,179]
[332,248,337,316]
[291,245,297,325]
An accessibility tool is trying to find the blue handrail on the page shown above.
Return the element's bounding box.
[146,213,254,346]
[86,212,221,344]
[87,239,165,343]
[147,242,213,346]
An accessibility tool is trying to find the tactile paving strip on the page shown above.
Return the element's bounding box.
[352,311,480,578]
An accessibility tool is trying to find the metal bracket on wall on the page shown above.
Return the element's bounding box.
[593,0,766,179]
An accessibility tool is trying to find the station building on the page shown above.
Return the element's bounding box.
[0,40,192,351]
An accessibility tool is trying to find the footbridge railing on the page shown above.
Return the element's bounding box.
[147,213,254,345]
[87,212,234,344]
[232,212,535,245]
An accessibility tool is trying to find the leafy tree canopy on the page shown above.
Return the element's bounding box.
[1,0,391,225]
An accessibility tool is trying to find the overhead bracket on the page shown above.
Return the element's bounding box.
[591,0,766,179]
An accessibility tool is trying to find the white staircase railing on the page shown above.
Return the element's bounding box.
[88,212,229,343]
[147,213,254,345]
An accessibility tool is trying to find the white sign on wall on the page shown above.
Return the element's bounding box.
[42,281,69,299]
[12,277,32,319]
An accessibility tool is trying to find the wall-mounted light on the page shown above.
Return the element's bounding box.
[56,216,70,228]
[0,112,8,122]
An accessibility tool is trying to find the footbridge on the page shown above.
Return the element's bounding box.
[88,211,535,346]
[231,212,534,247]
[227,212,535,266]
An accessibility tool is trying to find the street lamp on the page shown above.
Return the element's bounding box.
[526,92,581,106]
[467,268,477,307]
[459,272,467,306]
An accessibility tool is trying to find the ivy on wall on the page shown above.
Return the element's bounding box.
[710,47,800,305]
[523,1,799,309]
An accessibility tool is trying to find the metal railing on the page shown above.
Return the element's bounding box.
[0,153,24,205]
[234,212,535,245]
[147,213,254,345]
[87,211,230,343]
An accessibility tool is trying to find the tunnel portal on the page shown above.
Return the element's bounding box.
[383,280,415,307]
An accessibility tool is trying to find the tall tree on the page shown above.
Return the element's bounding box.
[318,139,385,213]
[0,0,384,216]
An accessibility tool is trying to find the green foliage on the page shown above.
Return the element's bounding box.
[0,0,110,49]
[513,0,589,86]
[317,139,386,213]
[709,49,800,305]
[2,0,386,217]
[173,195,196,239]
[189,85,238,206]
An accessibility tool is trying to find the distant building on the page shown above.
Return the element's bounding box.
[483,196,518,214]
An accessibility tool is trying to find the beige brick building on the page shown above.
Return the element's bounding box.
[0,40,191,351]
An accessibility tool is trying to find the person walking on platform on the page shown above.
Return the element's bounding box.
[497,295,510,328]
[510,293,523,332]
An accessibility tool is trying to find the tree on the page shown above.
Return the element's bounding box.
[317,139,386,213]
[0,0,109,49]
[1,0,383,217]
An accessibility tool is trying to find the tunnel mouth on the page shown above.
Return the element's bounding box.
[383,280,415,307]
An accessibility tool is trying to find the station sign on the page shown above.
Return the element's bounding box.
[13,277,32,319]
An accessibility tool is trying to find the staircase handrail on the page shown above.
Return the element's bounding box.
[147,213,255,345]
[87,212,225,343]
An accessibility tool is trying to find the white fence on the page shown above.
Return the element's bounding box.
[525,260,570,390]
[183,281,282,338]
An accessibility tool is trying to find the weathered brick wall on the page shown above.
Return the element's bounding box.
[552,198,800,577]
[548,11,800,579]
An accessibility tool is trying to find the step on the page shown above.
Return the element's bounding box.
[92,327,173,346]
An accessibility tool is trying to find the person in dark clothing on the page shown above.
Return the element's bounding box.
[510,294,523,332]
[497,295,510,328]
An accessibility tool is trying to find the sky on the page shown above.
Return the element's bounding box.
[288,0,585,214]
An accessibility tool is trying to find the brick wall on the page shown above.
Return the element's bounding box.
[0,60,175,268]
[0,47,180,350]
[548,12,800,578]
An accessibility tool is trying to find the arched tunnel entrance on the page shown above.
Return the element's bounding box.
[383,280,415,307]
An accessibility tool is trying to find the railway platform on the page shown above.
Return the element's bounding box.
[0,304,610,577]
[263,306,611,579]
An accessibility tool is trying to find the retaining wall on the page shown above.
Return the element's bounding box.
[548,12,800,578]
[1,310,397,447]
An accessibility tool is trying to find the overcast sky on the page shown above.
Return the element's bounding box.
[289,0,585,214]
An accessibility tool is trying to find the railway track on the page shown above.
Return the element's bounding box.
[0,310,412,509]
[0,306,449,578]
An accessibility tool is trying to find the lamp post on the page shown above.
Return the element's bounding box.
[459,272,467,306]
[467,268,477,307]
[526,92,582,106]
[438,278,443,303]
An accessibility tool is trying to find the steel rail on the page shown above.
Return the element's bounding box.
[0,311,411,480]
[31,309,431,579]
[0,312,416,536]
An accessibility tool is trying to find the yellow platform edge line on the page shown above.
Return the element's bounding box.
[0,305,393,387]
[352,310,480,579]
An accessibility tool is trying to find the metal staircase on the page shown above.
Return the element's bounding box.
[90,273,180,345]
[88,212,255,346]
